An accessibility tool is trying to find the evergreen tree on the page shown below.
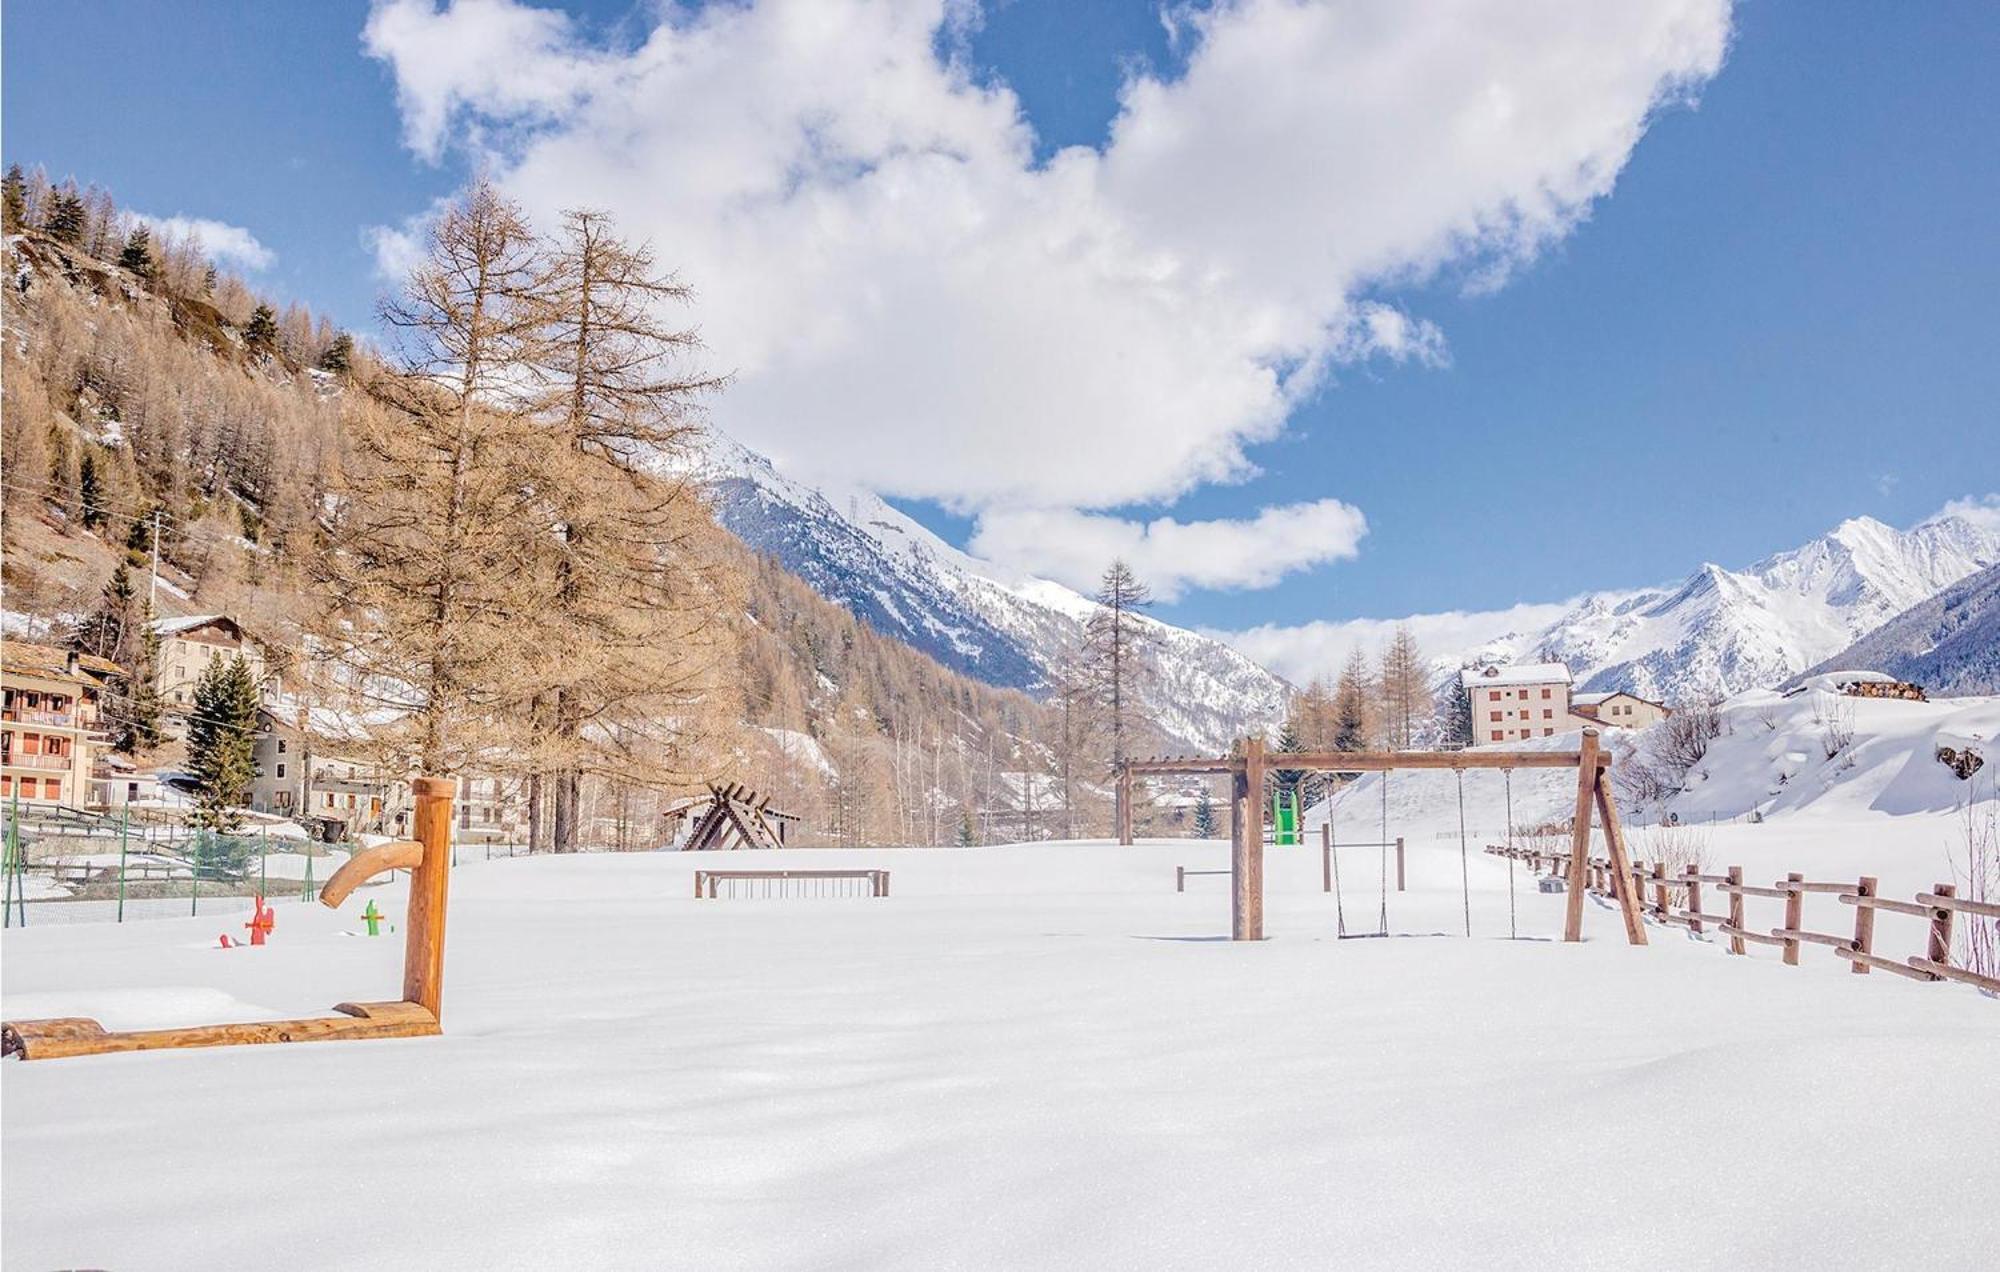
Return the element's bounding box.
[1436,667,1475,748]
[956,807,978,847]
[201,263,217,296]
[186,655,261,830]
[43,187,87,245]
[118,225,155,280]
[1192,787,1218,838]
[117,614,165,754]
[1,165,25,234]
[317,331,353,375]
[243,304,278,355]
[78,449,106,530]
[72,563,138,661]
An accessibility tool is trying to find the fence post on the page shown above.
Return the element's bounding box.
[1850,876,1877,974]
[190,832,201,917]
[1928,883,1957,971]
[1782,871,1804,966]
[1652,862,1668,924]
[1727,866,1745,956]
[693,871,703,899]
[402,777,456,1019]
[1395,837,1406,892]
[1178,865,1187,894]
[1320,824,1331,894]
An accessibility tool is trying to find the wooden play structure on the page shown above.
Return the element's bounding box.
[670,782,799,851]
[694,868,890,899]
[3,777,459,1061]
[1116,729,1646,944]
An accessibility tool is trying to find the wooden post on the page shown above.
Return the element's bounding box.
[1850,876,1877,974]
[403,776,456,1018]
[1115,769,1132,846]
[1685,865,1703,935]
[1177,865,1186,894]
[1320,823,1331,894]
[1592,758,1647,946]
[1726,865,1745,956]
[1928,882,1957,968]
[1651,862,1668,923]
[1233,738,1265,941]
[1781,872,1804,966]
[1563,729,1601,942]
[1395,837,1405,892]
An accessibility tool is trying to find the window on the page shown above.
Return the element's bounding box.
[0,777,9,797]
[1491,730,1503,741]
[276,763,286,779]
[1543,728,1555,737]
[277,739,287,754]
[1543,709,1553,719]
[1490,711,1501,722]
[1541,687,1552,699]
[1489,690,1502,702]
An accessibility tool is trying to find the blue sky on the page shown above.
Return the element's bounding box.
[5,0,1995,644]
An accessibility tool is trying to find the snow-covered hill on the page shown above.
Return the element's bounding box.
[691,432,1288,752]
[1794,561,2000,697]
[1435,513,2000,703]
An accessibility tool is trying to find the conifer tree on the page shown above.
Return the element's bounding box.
[1085,559,1155,766]
[1,165,25,234]
[243,304,278,355]
[117,615,166,754]
[73,563,139,662]
[78,449,106,530]
[1193,787,1218,838]
[957,808,978,847]
[1436,668,1475,748]
[42,186,86,245]
[187,655,261,830]
[202,263,217,296]
[118,225,155,280]
[317,331,353,375]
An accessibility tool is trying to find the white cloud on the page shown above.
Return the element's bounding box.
[1213,600,1577,686]
[130,212,275,271]
[971,498,1367,600]
[363,0,1730,593]
[1926,493,2000,535]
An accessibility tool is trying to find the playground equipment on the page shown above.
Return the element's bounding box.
[1175,866,1230,892]
[360,899,386,936]
[1114,730,1645,945]
[1268,788,1301,846]
[244,897,276,946]
[694,868,890,899]
[3,777,457,1061]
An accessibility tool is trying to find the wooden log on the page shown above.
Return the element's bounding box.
[1652,862,1670,922]
[1177,865,1186,894]
[1769,927,1850,950]
[1919,891,2000,920]
[317,839,423,907]
[1594,765,1647,947]
[1781,872,1805,966]
[1688,872,1735,885]
[1235,737,1265,941]
[1121,749,1612,775]
[1837,893,1942,919]
[1718,923,1786,948]
[1928,883,1956,969]
[2,1001,439,1061]
[1718,882,1793,900]
[1564,730,1600,943]
[1229,764,1250,940]
[1681,911,1733,929]
[1395,837,1406,893]
[1685,867,1705,935]
[1850,876,1877,976]
[1775,880,1852,895]
[1907,957,2000,995]
[403,776,455,1020]
[1834,947,1941,982]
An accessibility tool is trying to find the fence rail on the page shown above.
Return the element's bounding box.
[1483,843,1997,997]
[693,869,890,899]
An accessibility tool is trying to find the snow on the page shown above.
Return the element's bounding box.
[1460,661,1572,688]
[5,826,1996,1268]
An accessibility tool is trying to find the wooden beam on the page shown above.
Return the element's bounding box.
[1593,765,1647,946]
[403,776,455,1019]
[1121,748,1610,776]
[1563,729,1601,942]
[1230,763,1256,940]
[1236,736,1265,941]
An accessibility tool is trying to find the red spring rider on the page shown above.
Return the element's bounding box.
[244,896,277,946]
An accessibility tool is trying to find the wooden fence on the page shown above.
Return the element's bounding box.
[1484,844,1999,996]
[693,869,889,900]
[1175,866,1230,893]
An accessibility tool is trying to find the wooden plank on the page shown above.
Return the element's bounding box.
[1680,911,1733,928]
[317,839,423,907]
[1121,749,1610,775]
[1685,867,1705,935]
[1850,876,1877,976]
[1718,923,1785,948]
[1776,880,1852,895]
[1770,927,1850,950]
[1834,947,1940,982]
[1928,883,1957,970]
[3,1002,440,1061]
[1718,882,1792,899]
[1908,957,2000,995]
[1563,730,1600,943]
[1919,891,2000,920]
[1781,872,1805,966]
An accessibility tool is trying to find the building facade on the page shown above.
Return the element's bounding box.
[151,615,269,718]
[1569,691,1672,730]
[1,641,123,808]
[1461,662,1574,744]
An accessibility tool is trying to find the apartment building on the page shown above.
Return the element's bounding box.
[1,641,124,808]
[1461,662,1573,743]
[151,615,269,718]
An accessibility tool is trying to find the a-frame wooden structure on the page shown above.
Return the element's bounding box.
[681,782,794,852]
[1115,728,1646,944]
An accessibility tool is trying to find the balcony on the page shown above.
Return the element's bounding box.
[3,752,75,771]
[2,708,76,728]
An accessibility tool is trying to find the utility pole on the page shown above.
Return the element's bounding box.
[147,510,162,609]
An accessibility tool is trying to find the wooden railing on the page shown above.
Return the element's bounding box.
[693,869,889,899]
[1175,866,1229,892]
[1485,844,1999,995]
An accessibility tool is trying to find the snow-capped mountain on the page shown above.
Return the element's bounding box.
[1793,560,2000,697]
[690,432,1289,752]
[1474,514,2000,702]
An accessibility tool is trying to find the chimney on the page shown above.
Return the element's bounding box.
[66,649,80,676]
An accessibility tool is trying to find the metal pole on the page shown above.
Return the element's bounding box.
[117,808,130,923]
[190,830,201,916]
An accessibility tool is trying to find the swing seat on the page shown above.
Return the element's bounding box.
[1537,875,1567,894]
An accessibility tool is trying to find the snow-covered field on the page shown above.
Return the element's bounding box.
[4,829,1996,1270]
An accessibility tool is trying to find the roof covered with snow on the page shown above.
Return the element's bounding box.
[1460,662,1573,689]
[150,614,240,638]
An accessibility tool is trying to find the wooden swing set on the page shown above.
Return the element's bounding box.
[3,777,459,1061]
[1116,728,1647,944]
